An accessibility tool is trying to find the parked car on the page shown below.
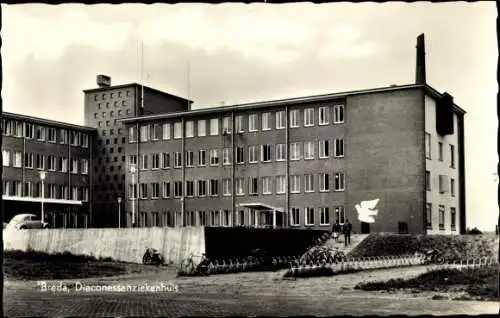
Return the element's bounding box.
[6,214,50,230]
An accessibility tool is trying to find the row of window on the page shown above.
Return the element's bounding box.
[129,105,345,142]
[425,133,456,168]
[130,206,346,228]
[129,140,345,171]
[1,119,89,147]
[2,180,89,201]
[94,90,131,102]
[426,203,457,231]
[425,171,456,196]
[128,174,346,199]
[2,151,88,174]
[97,119,126,129]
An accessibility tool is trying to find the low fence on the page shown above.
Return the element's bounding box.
[3,227,205,264]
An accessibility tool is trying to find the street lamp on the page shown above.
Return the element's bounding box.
[39,171,46,222]
[130,164,137,228]
[117,197,122,228]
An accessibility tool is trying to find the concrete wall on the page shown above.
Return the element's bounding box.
[3,226,205,264]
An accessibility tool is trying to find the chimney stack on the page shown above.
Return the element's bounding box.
[415,34,426,84]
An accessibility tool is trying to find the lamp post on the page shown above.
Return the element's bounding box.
[39,171,46,222]
[117,197,122,228]
[130,164,137,228]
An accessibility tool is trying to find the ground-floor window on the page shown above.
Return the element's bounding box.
[198,211,207,226]
[426,203,432,229]
[438,205,445,230]
[319,207,330,225]
[290,208,300,226]
[305,207,315,226]
[238,210,245,226]
[450,207,456,231]
[334,206,345,224]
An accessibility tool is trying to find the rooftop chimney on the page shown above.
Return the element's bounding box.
[97,74,111,88]
[415,34,426,84]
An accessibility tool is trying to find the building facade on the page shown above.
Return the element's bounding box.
[82,76,191,226]
[120,84,466,235]
[1,112,95,228]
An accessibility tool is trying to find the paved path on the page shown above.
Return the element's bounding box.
[4,265,499,316]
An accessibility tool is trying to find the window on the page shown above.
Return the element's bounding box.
[174,122,182,139]
[129,155,138,167]
[248,146,258,163]
[140,125,149,142]
[320,207,330,225]
[209,179,219,196]
[305,207,315,225]
[320,173,330,192]
[209,149,219,166]
[319,106,329,125]
[2,150,10,167]
[276,176,286,194]
[275,144,286,161]
[236,178,245,195]
[197,120,206,137]
[129,126,137,142]
[245,177,257,195]
[24,153,34,169]
[70,186,79,200]
[59,129,68,144]
[261,144,271,162]
[290,143,301,160]
[197,180,207,197]
[276,111,286,129]
[141,154,149,170]
[198,150,206,166]
[162,123,171,140]
[261,112,271,130]
[305,174,314,192]
[151,154,160,169]
[13,152,22,168]
[223,179,231,196]
[129,184,137,199]
[81,159,88,174]
[334,138,344,157]
[47,128,57,143]
[162,153,170,169]
[174,152,182,168]
[248,114,257,132]
[223,148,232,165]
[425,133,431,159]
[183,121,194,138]
[222,116,232,134]
[80,134,88,148]
[334,172,345,191]
[140,183,148,199]
[290,109,299,128]
[59,157,68,172]
[162,182,171,198]
[235,115,244,133]
[35,154,44,170]
[45,155,55,171]
[333,104,344,123]
[290,208,300,226]
[304,108,314,126]
[238,210,245,226]
[174,181,183,197]
[150,124,161,140]
[439,174,449,194]
[319,140,329,158]
[438,142,443,161]
[290,175,300,193]
[450,145,455,168]
[210,118,219,136]
[334,206,345,224]
[304,141,315,159]
[451,178,455,197]
[426,203,432,229]
[16,122,23,137]
[438,205,445,230]
[198,211,207,226]
[70,159,79,173]
[262,177,271,194]
[186,151,194,167]
[236,147,244,164]
[23,182,31,197]
[151,183,160,199]
[24,123,34,139]
[450,207,456,230]
[35,126,45,141]
[186,181,195,197]
[426,171,431,191]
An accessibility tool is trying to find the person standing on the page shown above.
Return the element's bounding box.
[332,220,341,242]
[343,220,352,246]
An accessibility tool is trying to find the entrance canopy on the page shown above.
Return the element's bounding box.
[2,195,83,206]
[237,202,284,213]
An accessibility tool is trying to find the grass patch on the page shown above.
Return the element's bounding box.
[354,265,499,301]
[3,249,163,280]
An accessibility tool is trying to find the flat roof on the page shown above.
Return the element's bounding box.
[83,83,193,104]
[2,112,97,132]
[120,83,466,124]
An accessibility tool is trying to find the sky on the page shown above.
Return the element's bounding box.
[1,2,497,231]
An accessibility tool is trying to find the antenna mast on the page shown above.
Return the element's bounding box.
[187,59,191,110]
[141,41,144,108]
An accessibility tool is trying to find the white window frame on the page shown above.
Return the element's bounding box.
[174,152,182,168]
[276,176,286,194]
[290,208,300,226]
[304,141,315,160]
[140,125,149,142]
[14,152,23,168]
[162,153,170,169]
[210,149,219,166]
[235,115,244,133]
[151,183,160,199]
[334,172,345,191]
[261,112,271,131]
[223,148,232,165]
[334,138,344,158]
[197,120,206,137]
[320,173,330,192]
[290,109,300,128]
[425,132,431,159]
[236,178,245,195]
[185,121,194,138]
[210,118,219,136]
[248,114,258,132]
[320,207,330,225]
[2,150,10,167]
[151,153,160,170]
[261,144,271,162]
[162,123,171,140]
[319,106,329,125]
[222,179,231,196]
[304,108,314,127]
[222,117,232,134]
[262,177,271,194]
[290,175,300,193]
[198,150,206,166]
[275,111,286,129]
[275,144,286,161]
[174,122,183,139]
[333,104,345,124]
[319,140,329,158]
[290,142,301,161]
[185,151,194,167]
[248,146,258,163]
[334,206,345,224]
[162,182,171,198]
[305,207,315,226]
[305,174,314,193]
